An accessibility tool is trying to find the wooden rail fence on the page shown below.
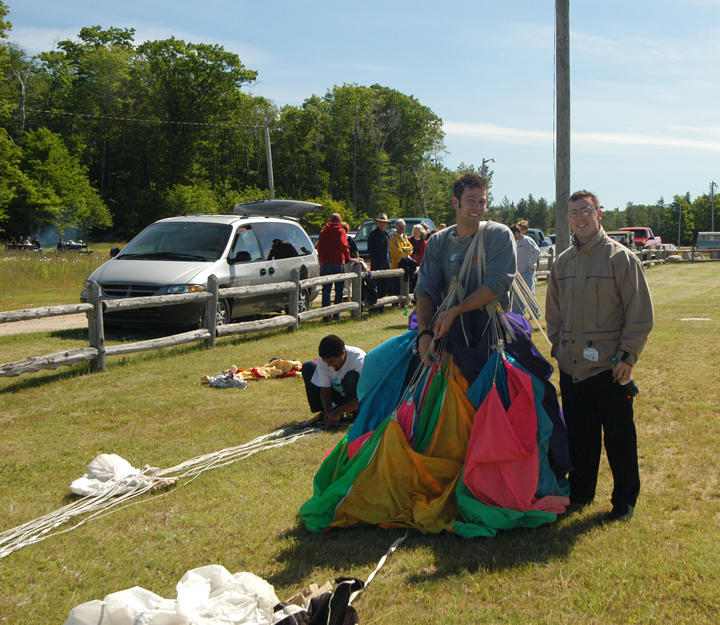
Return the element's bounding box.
[4,246,695,380]
[0,263,411,378]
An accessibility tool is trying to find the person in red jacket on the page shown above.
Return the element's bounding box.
[409,224,427,264]
[316,213,350,319]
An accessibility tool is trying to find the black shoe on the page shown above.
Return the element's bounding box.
[605,504,634,522]
[565,499,592,514]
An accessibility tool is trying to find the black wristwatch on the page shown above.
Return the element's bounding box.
[415,329,434,353]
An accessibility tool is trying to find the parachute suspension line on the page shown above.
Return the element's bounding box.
[508,272,551,347]
[349,532,408,606]
[393,225,495,416]
[0,424,322,560]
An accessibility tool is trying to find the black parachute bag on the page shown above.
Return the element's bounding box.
[361,273,379,306]
[275,577,364,625]
[307,577,363,625]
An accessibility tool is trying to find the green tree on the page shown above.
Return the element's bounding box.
[663,194,694,246]
[0,127,33,234]
[300,192,352,234]
[599,207,625,231]
[273,83,444,221]
[1,43,39,136]
[11,128,111,235]
[130,38,258,184]
[0,0,12,121]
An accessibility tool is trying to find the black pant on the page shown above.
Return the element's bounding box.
[560,369,640,509]
[301,361,360,413]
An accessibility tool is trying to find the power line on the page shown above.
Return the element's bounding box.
[26,107,263,129]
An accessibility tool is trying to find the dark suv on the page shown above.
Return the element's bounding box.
[353,217,436,258]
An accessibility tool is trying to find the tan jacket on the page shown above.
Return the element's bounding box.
[545,227,653,382]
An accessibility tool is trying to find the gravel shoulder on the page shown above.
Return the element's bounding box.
[0,313,87,336]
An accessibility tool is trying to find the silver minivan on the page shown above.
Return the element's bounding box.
[82,200,321,327]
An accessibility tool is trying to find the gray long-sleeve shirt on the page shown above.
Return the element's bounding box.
[414,222,517,311]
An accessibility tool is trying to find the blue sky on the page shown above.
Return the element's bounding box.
[6,0,720,211]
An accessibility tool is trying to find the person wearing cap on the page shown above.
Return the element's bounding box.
[546,189,653,522]
[389,218,414,296]
[316,213,351,319]
[367,212,391,297]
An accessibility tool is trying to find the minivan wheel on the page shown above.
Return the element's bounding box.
[215,299,231,326]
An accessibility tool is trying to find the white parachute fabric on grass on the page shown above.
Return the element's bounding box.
[69,454,156,497]
[64,565,280,625]
[1,425,321,559]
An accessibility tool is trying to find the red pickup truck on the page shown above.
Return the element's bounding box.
[618,227,662,250]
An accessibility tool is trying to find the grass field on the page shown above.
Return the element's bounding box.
[1,261,719,624]
[1,244,122,311]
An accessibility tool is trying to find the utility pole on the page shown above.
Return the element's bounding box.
[263,119,275,200]
[711,181,717,232]
[677,201,682,247]
[555,0,571,254]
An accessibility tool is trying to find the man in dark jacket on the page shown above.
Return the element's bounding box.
[367,212,391,298]
[316,213,350,318]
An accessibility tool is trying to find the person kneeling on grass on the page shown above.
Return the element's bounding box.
[301,334,365,428]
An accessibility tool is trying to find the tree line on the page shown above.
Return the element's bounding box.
[0,2,715,245]
[489,193,715,247]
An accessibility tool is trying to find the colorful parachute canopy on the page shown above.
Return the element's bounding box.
[300,310,570,538]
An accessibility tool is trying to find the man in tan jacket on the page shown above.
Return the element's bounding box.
[546,190,653,522]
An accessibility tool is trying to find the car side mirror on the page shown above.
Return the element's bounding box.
[110,247,120,257]
[229,251,251,264]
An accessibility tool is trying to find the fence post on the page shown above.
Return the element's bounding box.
[87,280,106,371]
[289,268,300,329]
[547,247,554,272]
[204,274,218,348]
[352,262,363,321]
[400,267,410,308]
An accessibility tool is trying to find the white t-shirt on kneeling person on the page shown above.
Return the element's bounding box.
[311,345,365,397]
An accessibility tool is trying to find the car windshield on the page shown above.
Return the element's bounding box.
[118,222,232,262]
[354,222,377,242]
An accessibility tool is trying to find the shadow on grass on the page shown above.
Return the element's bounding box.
[0,361,93,393]
[269,510,606,587]
[269,524,410,587]
[403,511,606,581]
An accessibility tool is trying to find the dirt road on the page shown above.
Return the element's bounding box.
[0,313,87,336]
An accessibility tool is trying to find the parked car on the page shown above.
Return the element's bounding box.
[695,232,720,258]
[547,233,571,247]
[607,230,636,248]
[526,228,554,255]
[618,227,662,250]
[81,200,322,327]
[353,217,436,258]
